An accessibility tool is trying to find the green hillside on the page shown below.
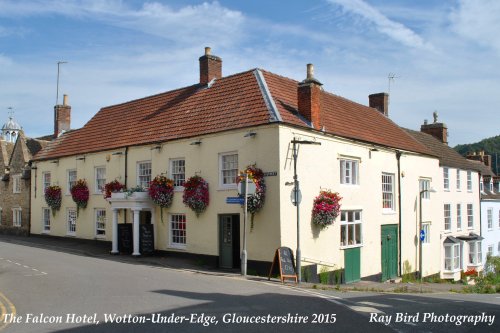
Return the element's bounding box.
[454,135,500,174]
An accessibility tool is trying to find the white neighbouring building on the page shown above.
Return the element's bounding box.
[405,116,483,281]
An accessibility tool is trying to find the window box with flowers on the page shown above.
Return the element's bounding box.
[311,190,342,229]
[103,180,125,199]
[183,175,209,216]
[71,179,90,215]
[237,165,266,230]
[44,185,62,216]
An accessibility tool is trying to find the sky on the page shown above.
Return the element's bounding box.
[0,0,499,146]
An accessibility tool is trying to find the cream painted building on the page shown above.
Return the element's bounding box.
[32,48,446,283]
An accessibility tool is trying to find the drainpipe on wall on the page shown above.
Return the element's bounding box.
[124,146,129,224]
[396,150,403,276]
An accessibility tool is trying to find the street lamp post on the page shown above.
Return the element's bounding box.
[291,138,321,283]
[419,187,436,282]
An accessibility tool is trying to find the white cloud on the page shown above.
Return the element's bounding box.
[449,0,500,53]
[326,0,433,51]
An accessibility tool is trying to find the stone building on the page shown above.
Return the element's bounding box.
[0,115,49,235]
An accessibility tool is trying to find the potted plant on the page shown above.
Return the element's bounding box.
[71,179,89,215]
[148,175,174,222]
[311,190,342,228]
[237,165,266,230]
[183,175,209,216]
[44,185,62,216]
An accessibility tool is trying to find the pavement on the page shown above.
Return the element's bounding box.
[0,234,467,294]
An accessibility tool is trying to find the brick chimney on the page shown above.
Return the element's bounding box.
[199,47,222,85]
[54,94,71,138]
[466,150,492,170]
[298,64,323,130]
[369,93,389,117]
[420,111,448,145]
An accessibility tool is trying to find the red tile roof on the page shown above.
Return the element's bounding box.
[34,68,432,160]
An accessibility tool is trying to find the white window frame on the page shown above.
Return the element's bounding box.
[13,174,21,194]
[170,158,186,190]
[137,161,152,189]
[67,169,77,194]
[95,209,106,238]
[422,223,431,244]
[42,208,51,233]
[340,210,362,248]
[382,173,395,212]
[456,204,462,231]
[340,159,359,185]
[42,172,51,192]
[444,243,460,272]
[487,245,494,257]
[456,169,461,191]
[467,203,474,229]
[419,179,430,199]
[219,152,238,189]
[467,171,472,191]
[444,204,451,232]
[67,208,77,236]
[468,240,482,266]
[443,167,449,190]
[12,208,22,227]
[487,208,493,230]
[169,214,187,249]
[95,167,106,194]
[480,178,484,192]
[489,181,493,192]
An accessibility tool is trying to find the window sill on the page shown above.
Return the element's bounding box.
[42,230,50,234]
[340,244,363,250]
[174,187,184,192]
[95,235,106,240]
[468,263,482,268]
[66,234,76,237]
[218,186,237,191]
[443,269,461,274]
[382,210,396,215]
[168,245,187,251]
[443,230,452,234]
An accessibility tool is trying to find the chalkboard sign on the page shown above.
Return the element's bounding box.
[118,224,133,254]
[140,224,155,255]
[268,247,298,283]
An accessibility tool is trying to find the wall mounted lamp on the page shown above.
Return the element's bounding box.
[112,152,124,156]
[244,132,256,138]
[76,156,85,161]
[190,140,202,146]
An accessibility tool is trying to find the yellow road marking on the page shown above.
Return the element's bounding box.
[0,291,17,331]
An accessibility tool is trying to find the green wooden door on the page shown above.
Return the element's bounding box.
[219,215,233,268]
[381,225,398,281]
[344,247,361,283]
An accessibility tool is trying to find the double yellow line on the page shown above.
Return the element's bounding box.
[0,291,16,331]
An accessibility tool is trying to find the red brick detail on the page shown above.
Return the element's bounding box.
[369,93,388,117]
[199,55,222,85]
[420,123,448,145]
[54,105,71,138]
[298,83,322,130]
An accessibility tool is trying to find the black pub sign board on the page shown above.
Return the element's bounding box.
[268,247,298,283]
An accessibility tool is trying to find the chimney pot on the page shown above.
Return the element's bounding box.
[306,64,314,79]
[205,46,211,56]
[63,94,68,106]
[424,119,428,125]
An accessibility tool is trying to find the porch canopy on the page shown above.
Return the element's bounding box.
[107,192,155,256]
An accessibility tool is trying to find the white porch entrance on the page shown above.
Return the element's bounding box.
[107,192,156,256]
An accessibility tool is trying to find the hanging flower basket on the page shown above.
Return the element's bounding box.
[103,180,125,199]
[183,175,209,216]
[312,190,342,228]
[71,179,90,214]
[148,175,174,208]
[44,185,62,216]
[237,165,266,230]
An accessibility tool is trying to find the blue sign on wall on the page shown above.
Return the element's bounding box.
[419,229,426,242]
[226,197,245,205]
